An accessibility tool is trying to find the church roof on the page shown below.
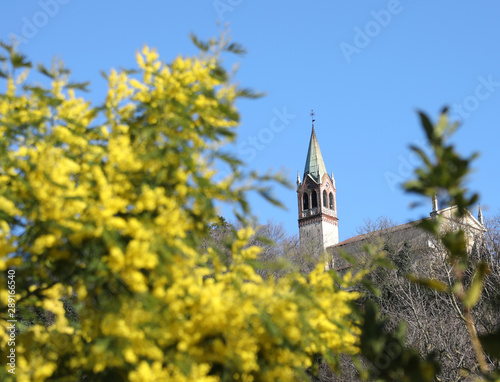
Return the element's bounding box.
[330,205,486,250]
[303,126,327,183]
[332,220,419,248]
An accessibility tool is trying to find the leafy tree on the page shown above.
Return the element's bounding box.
[2,31,499,382]
[320,110,500,382]
[0,37,360,381]
[361,109,500,381]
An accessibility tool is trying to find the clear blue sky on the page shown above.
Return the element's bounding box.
[2,1,499,240]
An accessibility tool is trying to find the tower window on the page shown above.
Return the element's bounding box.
[303,192,309,210]
[329,192,334,210]
[323,190,327,208]
[311,191,317,208]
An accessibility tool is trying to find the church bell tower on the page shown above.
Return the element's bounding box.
[297,111,339,252]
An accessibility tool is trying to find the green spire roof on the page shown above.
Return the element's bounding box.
[303,126,327,183]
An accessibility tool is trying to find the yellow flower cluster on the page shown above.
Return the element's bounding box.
[0,40,360,381]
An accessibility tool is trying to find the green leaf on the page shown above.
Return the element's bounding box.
[479,329,500,360]
[23,85,50,98]
[406,275,449,293]
[257,187,283,208]
[37,63,54,79]
[118,67,139,75]
[46,97,64,108]
[463,261,489,308]
[408,145,431,168]
[373,256,397,270]
[361,278,382,297]
[11,51,32,69]
[210,65,228,83]
[339,250,358,267]
[214,151,243,167]
[236,88,265,99]
[65,81,91,92]
[0,41,14,54]
[225,42,247,56]
[189,33,210,52]
[435,109,449,138]
[441,230,467,268]
[417,218,441,236]
[358,301,440,381]
[417,110,436,144]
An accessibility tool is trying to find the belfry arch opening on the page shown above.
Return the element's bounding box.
[303,192,309,210]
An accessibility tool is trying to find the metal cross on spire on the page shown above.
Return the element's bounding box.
[303,109,326,182]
